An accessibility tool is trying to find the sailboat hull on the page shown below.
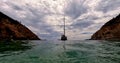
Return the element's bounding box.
[61,35,67,41]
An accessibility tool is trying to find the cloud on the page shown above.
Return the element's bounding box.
[64,0,88,19]
[97,0,120,13]
[0,0,120,40]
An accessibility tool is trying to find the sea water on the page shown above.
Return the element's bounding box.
[0,40,120,63]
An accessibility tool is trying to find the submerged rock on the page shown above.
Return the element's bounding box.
[91,14,120,40]
[0,12,40,40]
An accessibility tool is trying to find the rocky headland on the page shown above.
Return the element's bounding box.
[91,14,120,40]
[0,12,40,40]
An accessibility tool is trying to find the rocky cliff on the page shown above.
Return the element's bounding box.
[91,14,120,40]
[0,12,40,40]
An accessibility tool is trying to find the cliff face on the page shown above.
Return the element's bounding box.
[0,12,40,40]
[91,14,120,40]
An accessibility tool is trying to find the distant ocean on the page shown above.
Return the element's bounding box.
[0,40,120,63]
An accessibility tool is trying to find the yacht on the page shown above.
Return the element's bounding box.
[61,16,67,41]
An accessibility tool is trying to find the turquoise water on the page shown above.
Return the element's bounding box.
[0,40,120,63]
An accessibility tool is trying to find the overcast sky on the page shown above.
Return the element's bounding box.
[0,0,120,40]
